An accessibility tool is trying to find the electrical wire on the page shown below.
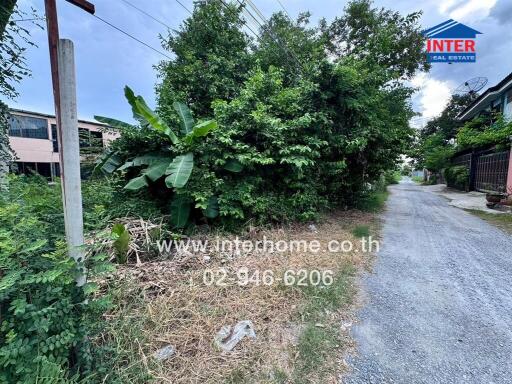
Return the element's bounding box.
[174,0,193,15]
[276,0,291,19]
[217,0,262,41]
[241,0,303,74]
[91,14,172,59]
[118,0,173,30]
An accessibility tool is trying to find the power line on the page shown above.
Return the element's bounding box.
[276,0,291,19]
[92,14,172,59]
[241,0,303,74]
[217,0,261,42]
[118,0,173,30]
[174,0,193,15]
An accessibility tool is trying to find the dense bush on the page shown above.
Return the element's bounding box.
[456,115,512,150]
[0,176,149,382]
[94,0,423,229]
[444,165,470,191]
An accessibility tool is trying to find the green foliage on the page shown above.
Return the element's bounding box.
[95,0,424,229]
[156,0,252,119]
[326,0,428,80]
[0,102,13,193]
[95,89,217,229]
[385,170,401,185]
[421,94,475,139]
[1,2,41,100]
[352,225,370,238]
[419,133,454,172]
[456,115,512,150]
[111,224,130,264]
[0,176,112,383]
[444,165,469,191]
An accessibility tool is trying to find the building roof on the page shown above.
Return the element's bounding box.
[457,72,512,121]
[423,19,482,39]
[9,108,109,127]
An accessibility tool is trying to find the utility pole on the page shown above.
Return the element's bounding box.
[44,0,95,286]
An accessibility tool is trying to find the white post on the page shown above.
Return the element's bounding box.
[57,39,86,286]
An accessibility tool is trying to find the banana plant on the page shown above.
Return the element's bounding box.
[94,86,218,228]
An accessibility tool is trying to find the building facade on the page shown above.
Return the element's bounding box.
[7,108,118,179]
[458,72,512,122]
[457,73,512,197]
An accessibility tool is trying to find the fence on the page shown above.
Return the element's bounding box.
[474,151,510,194]
[448,149,510,194]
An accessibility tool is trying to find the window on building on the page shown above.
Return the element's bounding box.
[79,128,103,148]
[8,115,49,139]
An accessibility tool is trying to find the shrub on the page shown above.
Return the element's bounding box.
[0,176,112,382]
[444,165,469,191]
[456,114,512,150]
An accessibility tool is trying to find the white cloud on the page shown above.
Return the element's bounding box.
[412,73,453,121]
[447,0,497,22]
[437,0,464,15]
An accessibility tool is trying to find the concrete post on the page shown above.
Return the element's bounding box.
[57,39,86,286]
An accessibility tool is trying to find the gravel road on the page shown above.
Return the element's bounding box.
[343,179,512,384]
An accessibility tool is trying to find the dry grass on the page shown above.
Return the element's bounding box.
[93,210,379,384]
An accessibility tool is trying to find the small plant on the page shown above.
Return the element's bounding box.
[352,225,370,238]
[112,223,130,264]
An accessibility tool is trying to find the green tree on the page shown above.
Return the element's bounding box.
[156,0,252,121]
[421,93,476,140]
[326,0,429,81]
[253,11,327,84]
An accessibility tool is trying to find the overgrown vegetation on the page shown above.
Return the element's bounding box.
[413,90,512,180]
[0,1,41,192]
[0,176,114,383]
[95,0,424,230]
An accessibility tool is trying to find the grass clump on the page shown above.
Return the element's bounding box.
[356,190,389,212]
[294,325,339,383]
[352,224,370,238]
[291,267,356,382]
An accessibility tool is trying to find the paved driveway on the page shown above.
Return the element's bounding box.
[344,179,512,384]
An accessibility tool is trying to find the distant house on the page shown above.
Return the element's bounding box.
[458,72,512,121]
[7,108,119,180]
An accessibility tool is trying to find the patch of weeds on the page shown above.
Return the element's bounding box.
[411,176,424,183]
[225,367,249,384]
[465,209,512,234]
[294,324,339,383]
[356,191,389,212]
[271,368,288,383]
[289,266,355,383]
[352,224,370,238]
[299,267,355,321]
[90,285,155,384]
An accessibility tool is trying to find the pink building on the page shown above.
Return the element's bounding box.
[8,108,118,179]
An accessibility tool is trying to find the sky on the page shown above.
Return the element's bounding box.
[4,0,512,127]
